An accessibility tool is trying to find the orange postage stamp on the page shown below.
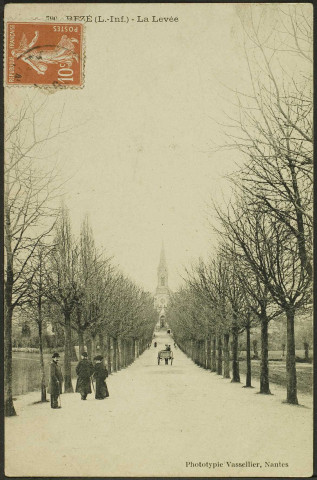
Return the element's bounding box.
[6,22,83,87]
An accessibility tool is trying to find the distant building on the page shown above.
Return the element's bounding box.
[154,243,170,328]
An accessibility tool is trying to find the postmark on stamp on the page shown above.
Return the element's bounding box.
[5,22,84,87]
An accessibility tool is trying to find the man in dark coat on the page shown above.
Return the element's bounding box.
[76,352,94,400]
[48,352,63,409]
[92,355,109,400]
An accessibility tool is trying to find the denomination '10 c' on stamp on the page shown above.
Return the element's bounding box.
[5,22,84,87]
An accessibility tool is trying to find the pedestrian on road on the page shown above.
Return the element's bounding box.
[76,352,94,400]
[92,355,109,400]
[154,341,157,348]
[48,352,63,409]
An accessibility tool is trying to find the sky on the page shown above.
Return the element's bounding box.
[6,3,312,293]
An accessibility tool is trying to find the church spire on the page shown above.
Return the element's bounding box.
[154,243,170,326]
[158,242,167,270]
[156,242,169,293]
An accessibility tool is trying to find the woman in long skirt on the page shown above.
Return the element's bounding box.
[93,355,109,399]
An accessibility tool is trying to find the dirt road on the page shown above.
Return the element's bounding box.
[5,330,312,477]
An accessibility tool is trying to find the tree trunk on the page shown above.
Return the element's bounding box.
[121,339,126,367]
[231,326,240,383]
[132,338,135,359]
[289,159,312,282]
[131,338,135,363]
[124,339,128,367]
[64,314,74,392]
[4,192,17,416]
[128,338,134,365]
[253,339,259,359]
[260,316,271,394]
[285,307,298,404]
[121,339,125,366]
[107,336,112,374]
[91,335,96,360]
[98,332,105,357]
[203,339,207,368]
[198,340,201,366]
[223,333,230,379]
[78,330,85,357]
[117,337,122,370]
[304,342,309,362]
[128,339,131,364]
[217,336,222,375]
[132,338,135,360]
[206,337,211,369]
[112,337,118,372]
[86,337,92,360]
[211,336,217,372]
[134,338,138,359]
[4,306,16,416]
[245,325,252,387]
[71,343,78,362]
[54,329,58,349]
[38,321,47,402]
[196,340,200,366]
[195,340,199,365]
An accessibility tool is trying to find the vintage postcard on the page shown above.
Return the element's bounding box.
[4,3,313,478]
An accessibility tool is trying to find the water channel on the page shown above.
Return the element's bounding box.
[12,352,77,396]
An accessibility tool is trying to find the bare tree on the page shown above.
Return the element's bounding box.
[45,205,80,393]
[210,5,313,404]
[4,96,63,416]
[24,244,55,402]
[188,254,249,383]
[185,261,226,375]
[234,264,280,393]
[225,5,313,282]
[72,216,114,359]
[168,287,209,365]
[218,198,310,404]
[105,275,149,369]
[216,202,283,394]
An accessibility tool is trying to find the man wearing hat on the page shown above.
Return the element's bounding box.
[75,352,94,400]
[48,352,63,409]
[92,355,109,400]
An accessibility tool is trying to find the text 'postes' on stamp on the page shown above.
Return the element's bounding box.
[6,23,84,87]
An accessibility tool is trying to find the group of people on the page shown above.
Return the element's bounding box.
[48,351,110,409]
[153,342,177,349]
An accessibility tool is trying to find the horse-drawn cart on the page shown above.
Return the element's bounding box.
[158,349,173,365]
